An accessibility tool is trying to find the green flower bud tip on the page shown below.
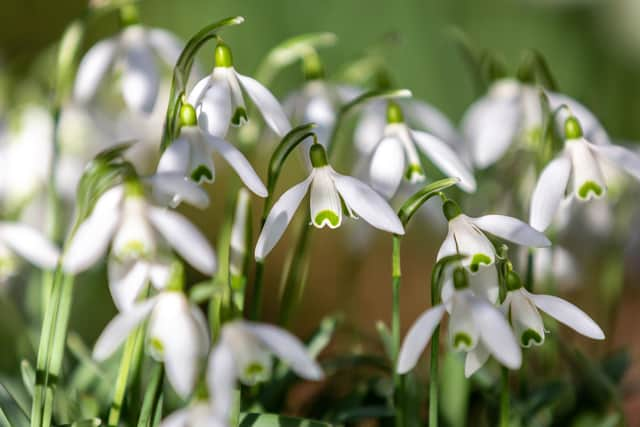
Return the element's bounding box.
[453,267,468,290]
[309,143,329,168]
[506,270,522,291]
[564,116,583,140]
[303,53,324,80]
[179,103,197,127]
[442,199,462,221]
[386,101,404,124]
[215,43,233,68]
[124,179,144,198]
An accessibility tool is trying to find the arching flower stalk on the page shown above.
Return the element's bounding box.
[188,42,291,139]
[255,143,404,260]
[530,115,640,231]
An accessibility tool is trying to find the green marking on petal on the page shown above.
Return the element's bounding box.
[521,329,543,347]
[119,240,148,259]
[314,210,340,228]
[386,101,404,124]
[231,107,248,126]
[149,337,164,355]
[470,253,491,272]
[245,362,265,378]
[191,165,213,183]
[454,332,472,350]
[405,163,425,181]
[578,180,603,200]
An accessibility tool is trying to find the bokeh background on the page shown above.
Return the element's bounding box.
[2,0,640,424]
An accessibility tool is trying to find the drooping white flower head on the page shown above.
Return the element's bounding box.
[74,22,185,114]
[462,79,610,170]
[529,115,640,231]
[464,271,604,377]
[397,267,522,376]
[0,222,60,281]
[157,103,268,197]
[63,180,215,309]
[187,43,291,139]
[254,143,404,260]
[93,291,210,399]
[354,100,474,199]
[207,320,323,421]
[437,200,551,272]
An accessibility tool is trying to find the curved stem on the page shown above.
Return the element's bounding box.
[500,367,510,427]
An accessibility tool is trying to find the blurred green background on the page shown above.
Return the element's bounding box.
[2,0,640,424]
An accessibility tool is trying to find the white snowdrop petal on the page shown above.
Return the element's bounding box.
[589,142,640,182]
[469,265,500,305]
[528,292,605,340]
[449,293,480,352]
[207,343,237,420]
[236,72,292,136]
[332,173,404,235]
[158,409,189,427]
[93,298,156,360]
[448,216,496,269]
[246,322,324,380]
[148,207,216,275]
[567,138,607,201]
[204,134,268,197]
[254,176,313,260]
[147,172,210,209]
[108,259,150,311]
[436,230,457,261]
[411,130,476,192]
[122,40,159,113]
[310,167,343,229]
[368,136,406,199]
[0,223,60,269]
[397,305,446,374]
[471,296,522,370]
[187,76,211,106]
[74,37,118,103]
[156,137,191,177]
[198,71,232,137]
[400,99,461,145]
[529,155,572,231]
[354,103,386,156]
[508,289,546,348]
[146,28,183,68]
[464,342,490,378]
[471,214,550,247]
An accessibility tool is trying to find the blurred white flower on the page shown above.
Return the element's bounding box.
[529,116,640,231]
[207,320,323,422]
[438,200,550,272]
[93,291,209,399]
[0,222,60,281]
[188,43,291,138]
[254,143,404,260]
[397,268,521,377]
[462,79,610,169]
[157,103,268,197]
[354,100,474,199]
[63,181,214,302]
[160,403,225,427]
[74,25,184,113]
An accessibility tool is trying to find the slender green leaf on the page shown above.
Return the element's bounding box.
[397,178,458,227]
[239,413,337,427]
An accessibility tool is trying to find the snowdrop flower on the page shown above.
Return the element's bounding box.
[157,103,267,197]
[188,43,291,138]
[254,143,404,260]
[207,320,323,421]
[0,222,60,281]
[397,267,521,376]
[160,403,225,427]
[63,180,215,308]
[462,78,610,169]
[358,101,475,199]
[465,271,604,377]
[74,22,185,113]
[93,291,209,398]
[529,116,640,231]
[438,199,551,272]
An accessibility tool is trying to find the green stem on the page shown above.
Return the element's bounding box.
[391,235,403,427]
[429,326,440,427]
[525,249,534,292]
[500,367,510,427]
[250,261,265,321]
[137,364,164,427]
[108,325,143,427]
